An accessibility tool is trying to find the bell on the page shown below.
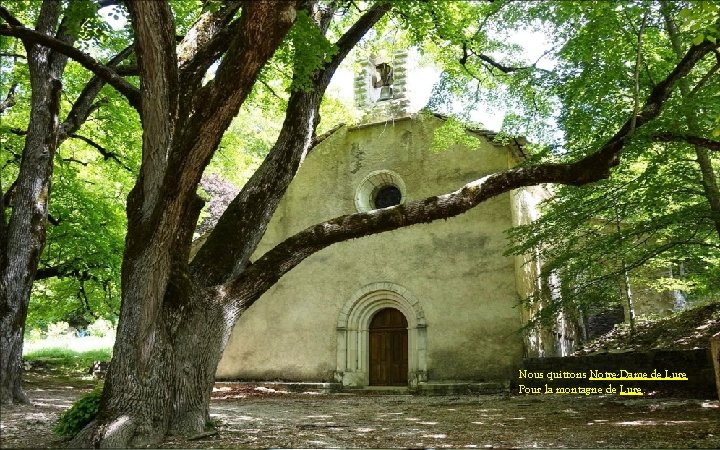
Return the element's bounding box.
[378,85,393,101]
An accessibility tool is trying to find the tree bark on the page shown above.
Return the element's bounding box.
[711,331,720,400]
[694,146,720,239]
[191,3,390,285]
[615,208,636,332]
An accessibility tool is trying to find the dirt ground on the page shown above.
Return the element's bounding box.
[2,377,720,449]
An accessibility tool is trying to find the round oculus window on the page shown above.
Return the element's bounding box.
[373,185,402,209]
[354,170,406,212]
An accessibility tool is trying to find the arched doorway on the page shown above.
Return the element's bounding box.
[369,308,408,386]
[335,282,427,387]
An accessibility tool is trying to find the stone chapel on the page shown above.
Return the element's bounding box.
[216,50,558,390]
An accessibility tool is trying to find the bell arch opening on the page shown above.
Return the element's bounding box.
[335,282,427,387]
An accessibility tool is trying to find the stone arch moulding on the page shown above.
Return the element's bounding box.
[335,282,427,387]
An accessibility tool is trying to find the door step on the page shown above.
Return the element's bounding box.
[349,386,411,395]
[215,381,343,394]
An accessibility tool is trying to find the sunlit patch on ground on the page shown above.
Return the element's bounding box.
[613,420,698,426]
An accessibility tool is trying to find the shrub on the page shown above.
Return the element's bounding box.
[54,389,102,437]
[47,321,71,339]
[86,319,115,338]
[26,328,44,342]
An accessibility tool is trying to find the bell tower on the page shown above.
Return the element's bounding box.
[354,49,412,123]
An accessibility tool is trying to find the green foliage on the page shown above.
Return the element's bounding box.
[278,10,337,92]
[54,389,103,437]
[481,0,720,326]
[207,89,283,189]
[65,0,114,49]
[3,0,718,347]
[677,2,720,45]
[507,139,720,324]
[430,116,481,153]
[406,0,558,143]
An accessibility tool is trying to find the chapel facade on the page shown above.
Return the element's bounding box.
[216,50,559,388]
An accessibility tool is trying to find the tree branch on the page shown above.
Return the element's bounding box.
[0,6,24,27]
[258,78,285,101]
[653,133,720,151]
[177,1,243,97]
[662,4,720,240]
[7,125,135,171]
[35,260,106,281]
[465,43,530,74]
[114,64,137,76]
[628,12,648,136]
[48,214,61,226]
[227,34,720,306]
[125,0,180,220]
[0,82,18,114]
[0,23,141,110]
[0,52,25,59]
[68,134,134,172]
[690,60,720,96]
[62,157,89,166]
[59,44,135,141]
[126,0,301,247]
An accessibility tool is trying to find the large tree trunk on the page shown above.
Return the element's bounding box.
[71,290,235,447]
[0,0,67,405]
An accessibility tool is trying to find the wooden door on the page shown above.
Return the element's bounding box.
[369,308,408,386]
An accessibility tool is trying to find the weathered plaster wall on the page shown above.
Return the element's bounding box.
[217,114,526,383]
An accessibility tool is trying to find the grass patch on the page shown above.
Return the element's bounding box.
[24,347,111,371]
[24,336,113,374]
